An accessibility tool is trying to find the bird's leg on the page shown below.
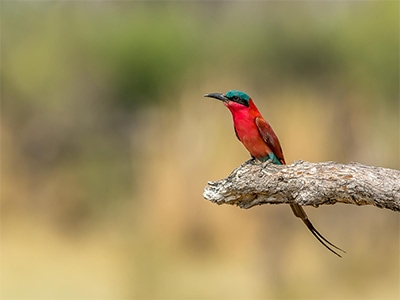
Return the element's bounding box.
[290,203,346,257]
[244,156,257,165]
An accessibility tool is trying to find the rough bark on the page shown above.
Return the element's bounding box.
[203,160,400,212]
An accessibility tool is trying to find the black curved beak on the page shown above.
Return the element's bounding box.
[204,92,228,102]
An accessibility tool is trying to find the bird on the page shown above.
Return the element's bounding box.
[204,89,345,257]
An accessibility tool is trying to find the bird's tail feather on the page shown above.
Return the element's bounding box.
[290,203,345,257]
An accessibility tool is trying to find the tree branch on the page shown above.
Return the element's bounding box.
[203,160,400,212]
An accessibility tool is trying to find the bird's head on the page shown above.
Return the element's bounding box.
[204,90,251,107]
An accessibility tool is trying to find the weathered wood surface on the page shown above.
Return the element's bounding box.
[203,160,400,212]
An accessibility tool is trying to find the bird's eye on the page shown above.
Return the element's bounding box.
[232,96,240,101]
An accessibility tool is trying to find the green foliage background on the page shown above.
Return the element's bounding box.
[2,2,399,299]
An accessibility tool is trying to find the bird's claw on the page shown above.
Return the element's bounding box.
[244,157,259,165]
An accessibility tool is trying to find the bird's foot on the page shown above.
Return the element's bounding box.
[244,157,257,165]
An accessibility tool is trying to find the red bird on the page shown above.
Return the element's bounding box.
[205,90,345,257]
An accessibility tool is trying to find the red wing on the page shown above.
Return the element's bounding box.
[255,116,286,164]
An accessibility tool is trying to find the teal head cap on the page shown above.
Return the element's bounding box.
[224,90,250,107]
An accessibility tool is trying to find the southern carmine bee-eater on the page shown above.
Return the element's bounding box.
[205,90,345,257]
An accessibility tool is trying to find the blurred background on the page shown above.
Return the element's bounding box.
[1,1,399,299]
